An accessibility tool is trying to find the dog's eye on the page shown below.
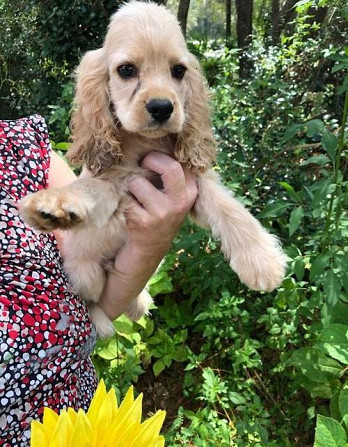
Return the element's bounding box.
[117,64,137,79]
[171,65,187,80]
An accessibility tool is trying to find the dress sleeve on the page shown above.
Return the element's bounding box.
[0,114,52,200]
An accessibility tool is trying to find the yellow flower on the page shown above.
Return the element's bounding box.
[30,380,166,447]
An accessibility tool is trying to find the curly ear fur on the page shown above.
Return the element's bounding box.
[175,54,216,173]
[68,49,123,176]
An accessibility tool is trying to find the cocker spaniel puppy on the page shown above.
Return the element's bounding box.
[20,1,287,338]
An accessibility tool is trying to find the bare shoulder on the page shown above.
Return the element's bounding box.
[49,150,76,188]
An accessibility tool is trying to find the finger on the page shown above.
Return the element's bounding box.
[141,152,186,197]
[128,176,163,213]
[125,196,149,228]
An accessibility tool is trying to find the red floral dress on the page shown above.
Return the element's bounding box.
[0,116,98,446]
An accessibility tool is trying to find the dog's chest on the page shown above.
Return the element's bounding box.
[121,134,176,165]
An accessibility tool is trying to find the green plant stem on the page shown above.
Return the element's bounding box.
[321,88,348,250]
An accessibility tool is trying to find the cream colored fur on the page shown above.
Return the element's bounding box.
[19,2,287,338]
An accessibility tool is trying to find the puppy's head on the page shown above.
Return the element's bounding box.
[70,1,215,174]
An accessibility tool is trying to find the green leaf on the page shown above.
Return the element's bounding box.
[342,273,348,295]
[295,0,313,13]
[311,179,332,208]
[338,77,348,94]
[339,389,348,420]
[322,131,338,162]
[343,414,348,430]
[229,392,247,405]
[148,271,174,296]
[289,206,304,236]
[279,181,300,202]
[258,202,289,218]
[306,119,325,138]
[324,270,341,307]
[163,354,173,367]
[330,391,341,421]
[172,346,189,362]
[287,347,341,383]
[153,358,166,377]
[299,379,333,399]
[294,257,305,281]
[97,338,119,360]
[332,63,348,74]
[54,141,71,151]
[317,324,348,364]
[113,315,135,335]
[301,155,330,166]
[314,415,347,447]
[310,254,330,282]
[282,123,303,141]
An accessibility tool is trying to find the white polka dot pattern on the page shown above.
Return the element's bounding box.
[0,116,97,446]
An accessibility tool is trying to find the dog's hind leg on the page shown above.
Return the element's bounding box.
[124,288,153,322]
[64,254,106,303]
[88,303,115,339]
[192,170,287,292]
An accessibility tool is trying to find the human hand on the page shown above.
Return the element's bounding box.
[100,153,197,320]
[125,152,198,255]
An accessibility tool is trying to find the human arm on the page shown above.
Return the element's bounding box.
[48,150,77,248]
[98,152,198,320]
[49,149,77,186]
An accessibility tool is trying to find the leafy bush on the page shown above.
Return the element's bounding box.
[0,0,122,119]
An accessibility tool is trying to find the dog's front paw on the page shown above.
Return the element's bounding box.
[19,189,91,232]
[125,289,153,321]
[231,233,287,292]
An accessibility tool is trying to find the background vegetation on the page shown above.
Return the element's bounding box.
[1,0,347,445]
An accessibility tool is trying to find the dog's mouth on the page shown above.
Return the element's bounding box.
[137,124,172,139]
[137,118,182,138]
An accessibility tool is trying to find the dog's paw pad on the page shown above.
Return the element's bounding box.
[19,190,86,232]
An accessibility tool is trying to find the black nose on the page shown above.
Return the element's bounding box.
[146,99,174,123]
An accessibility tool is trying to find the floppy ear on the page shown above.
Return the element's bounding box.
[68,49,123,175]
[175,54,216,172]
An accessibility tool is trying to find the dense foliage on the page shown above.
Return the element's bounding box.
[1,0,348,445]
[0,0,122,118]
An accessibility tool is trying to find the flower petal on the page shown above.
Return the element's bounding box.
[30,421,50,447]
[42,407,59,432]
[155,435,165,447]
[129,410,166,447]
[51,411,74,447]
[71,410,93,447]
[107,392,143,442]
[92,393,118,444]
[112,421,141,447]
[105,387,119,420]
[116,387,141,425]
[87,379,108,428]
[91,388,120,445]
[67,408,78,426]
[119,385,135,411]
